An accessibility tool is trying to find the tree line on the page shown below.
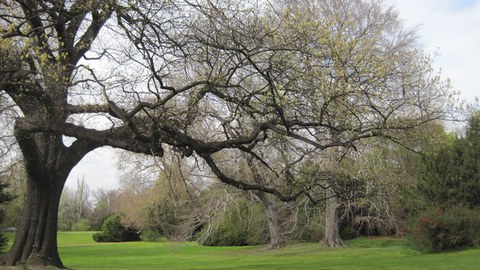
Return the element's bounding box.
[2,110,478,253]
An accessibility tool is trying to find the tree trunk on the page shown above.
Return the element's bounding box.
[2,173,66,267]
[323,187,345,247]
[1,128,94,268]
[246,156,286,249]
[254,191,286,249]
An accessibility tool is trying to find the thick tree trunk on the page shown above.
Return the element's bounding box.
[254,191,286,249]
[2,173,65,267]
[323,187,345,247]
[1,128,94,268]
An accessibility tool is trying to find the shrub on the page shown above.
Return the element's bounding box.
[93,214,141,242]
[92,232,106,242]
[341,225,360,240]
[411,206,480,251]
[202,223,249,246]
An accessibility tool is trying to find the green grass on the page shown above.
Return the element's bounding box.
[57,231,98,246]
[6,232,480,269]
[3,231,98,248]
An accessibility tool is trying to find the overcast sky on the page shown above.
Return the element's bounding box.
[388,0,479,102]
[65,0,480,191]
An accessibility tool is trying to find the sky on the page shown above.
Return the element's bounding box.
[65,0,480,191]
[67,147,120,191]
[387,0,480,102]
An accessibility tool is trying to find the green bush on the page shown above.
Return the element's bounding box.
[93,214,141,242]
[92,232,106,242]
[411,206,480,251]
[341,225,360,240]
[202,223,249,246]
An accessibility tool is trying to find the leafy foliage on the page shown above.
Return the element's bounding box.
[411,206,480,251]
[340,225,360,240]
[92,215,141,243]
[409,112,480,251]
[0,181,14,252]
[418,112,480,208]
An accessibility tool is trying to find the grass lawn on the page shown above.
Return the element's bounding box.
[4,232,480,269]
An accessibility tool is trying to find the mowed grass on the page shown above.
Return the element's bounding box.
[57,231,99,246]
[5,232,480,269]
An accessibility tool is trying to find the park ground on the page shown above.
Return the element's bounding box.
[3,232,480,269]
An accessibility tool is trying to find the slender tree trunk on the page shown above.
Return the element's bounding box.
[323,187,345,247]
[254,191,286,249]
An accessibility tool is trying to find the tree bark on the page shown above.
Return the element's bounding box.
[1,128,95,268]
[323,187,345,247]
[2,173,65,267]
[254,191,286,249]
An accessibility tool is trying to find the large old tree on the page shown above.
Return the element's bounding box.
[0,0,452,267]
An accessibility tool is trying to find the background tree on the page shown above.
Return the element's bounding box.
[195,183,327,247]
[412,115,480,252]
[298,121,448,246]
[298,161,351,247]
[0,0,454,267]
[198,190,269,247]
[58,178,92,231]
[417,110,480,208]
[0,163,25,230]
[114,146,200,238]
[90,188,120,230]
[0,178,14,252]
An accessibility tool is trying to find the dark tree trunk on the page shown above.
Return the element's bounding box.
[323,187,345,247]
[1,128,95,268]
[254,191,286,249]
[2,173,65,267]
